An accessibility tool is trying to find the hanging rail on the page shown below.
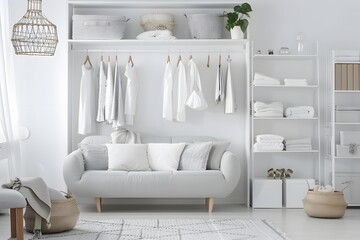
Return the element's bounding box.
[70,49,246,53]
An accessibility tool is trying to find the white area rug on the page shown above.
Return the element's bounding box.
[25,218,289,240]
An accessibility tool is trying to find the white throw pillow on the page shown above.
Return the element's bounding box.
[179,142,213,170]
[107,144,150,171]
[147,143,186,171]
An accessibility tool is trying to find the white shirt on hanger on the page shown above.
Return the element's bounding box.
[225,57,236,113]
[124,62,139,125]
[176,59,187,122]
[96,60,106,122]
[162,61,173,121]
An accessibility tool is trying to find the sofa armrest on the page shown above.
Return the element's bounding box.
[63,149,84,191]
[220,151,241,187]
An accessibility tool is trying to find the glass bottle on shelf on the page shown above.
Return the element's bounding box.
[296,32,305,55]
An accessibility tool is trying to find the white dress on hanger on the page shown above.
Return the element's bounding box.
[96,60,107,122]
[105,60,114,123]
[215,62,224,104]
[124,62,139,125]
[186,58,208,110]
[111,59,126,128]
[225,57,236,113]
[78,64,96,135]
[162,61,173,121]
[176,60,187,122]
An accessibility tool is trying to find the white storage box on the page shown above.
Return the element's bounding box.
[335,172,360,206]
[252,179,282,208]
[283,178,315,208]
[336,145,360,157]
[340,131,360,145]
[185,14,223,39]
[336,111,360,123]
[72,15,128,40]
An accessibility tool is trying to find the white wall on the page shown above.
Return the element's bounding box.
[7,0,360,202]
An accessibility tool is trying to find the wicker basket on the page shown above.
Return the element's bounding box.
[24,196,80,234]
[141,14,175,31]
[303,190,347,218]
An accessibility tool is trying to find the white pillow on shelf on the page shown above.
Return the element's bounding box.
[147,143,186,171]
[107,144,150,171]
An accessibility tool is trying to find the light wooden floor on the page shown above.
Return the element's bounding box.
[0,204,359,240]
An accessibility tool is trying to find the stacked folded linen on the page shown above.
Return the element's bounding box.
[285,138,312,151]
[136,30,176,40]
[284,78,308,86]
[253,73,280,85]
[254,101,284,118]
[285,106,315,118]
[254,134,284,152]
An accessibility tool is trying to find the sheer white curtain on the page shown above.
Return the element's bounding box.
[0,0,21,180]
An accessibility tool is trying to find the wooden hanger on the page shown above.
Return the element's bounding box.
[207,54,210,68]
[84,50,92,67]
[128,54,134,67]
[177,55,182,67]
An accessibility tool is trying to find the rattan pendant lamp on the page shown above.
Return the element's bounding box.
[11,0,58,56]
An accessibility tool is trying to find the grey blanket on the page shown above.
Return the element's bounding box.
[111,128,141,144]
[3,177,51,231]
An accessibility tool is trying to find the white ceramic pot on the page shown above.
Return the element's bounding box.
[230,26,245,39]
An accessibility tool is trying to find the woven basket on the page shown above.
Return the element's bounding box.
[303,190,347,218]
[141,13,175,31]
[24,196,80,234]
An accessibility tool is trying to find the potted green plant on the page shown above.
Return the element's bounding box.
[224,3,252,39]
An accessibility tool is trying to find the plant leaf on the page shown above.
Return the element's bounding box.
[241,3,253,13]
[227,12,238,24]
[239,19,249,33]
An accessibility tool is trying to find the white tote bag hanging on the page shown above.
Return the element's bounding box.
[96,57,107,122]
[225,56,236,113]
[162,56,173,121]
[176,56,187,122]
[186,58,208,110]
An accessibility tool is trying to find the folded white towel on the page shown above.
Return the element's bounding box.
[254,73,280,81]
[256,134,284,143]
[254,143,284,151]
[285,106,314,118]
[253,79,280,86]
[254,101,283,109]
[254,112,283,117]
[136,30,176,40]
[286,138,312,145]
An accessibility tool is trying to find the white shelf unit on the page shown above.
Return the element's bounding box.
[249,43,321,208]
[329,50,360,206]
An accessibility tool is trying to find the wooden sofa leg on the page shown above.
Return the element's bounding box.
[205,198,209,209]
[208,198,215,213]
[95,197,102,213]
[16,208,24,240]
[10,208,16,238]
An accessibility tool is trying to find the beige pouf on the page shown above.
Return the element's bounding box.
[303,190,347,218]
[24,196,80,234]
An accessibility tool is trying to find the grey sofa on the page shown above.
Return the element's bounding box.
[63,135,240,212]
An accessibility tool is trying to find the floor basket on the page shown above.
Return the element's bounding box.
[24,196,80,234]
[303,190,347,218]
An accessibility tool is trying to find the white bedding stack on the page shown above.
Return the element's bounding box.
[254,134,284,152]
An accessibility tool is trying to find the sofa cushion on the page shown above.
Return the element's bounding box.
[148,143,186,171]
[207,141,230,170]
[79,144,108,170]
[107,144,150,171]
[179,142,212,170]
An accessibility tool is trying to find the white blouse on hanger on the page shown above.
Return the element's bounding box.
[176,59,187,122]
[162,61,173,121]
[96,60,107,122]
[78,64,96,135]
[111,59,126,128]
[105,59,114,123]
[124,62,139,125]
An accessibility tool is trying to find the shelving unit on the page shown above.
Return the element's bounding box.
[249,43,321,208]
[328,50,360,206]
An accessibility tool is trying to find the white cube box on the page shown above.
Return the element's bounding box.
[340,131,360,145]
[336,145,360,157]
[283,178,315,208]
[252,179,282,208]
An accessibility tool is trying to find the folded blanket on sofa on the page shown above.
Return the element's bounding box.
[285,106,314,118]
[111,128,142,144]
[254,142,284,151]
[256,134,284,143]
